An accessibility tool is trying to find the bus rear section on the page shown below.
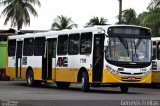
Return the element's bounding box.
[151,37,160,84]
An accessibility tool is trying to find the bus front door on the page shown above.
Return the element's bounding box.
[42,38,57,81]
[93,34,104,82]
[16,41,23,78]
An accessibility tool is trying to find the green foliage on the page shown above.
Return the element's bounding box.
[51,15,78,30]
[138,8,160,37]
[85,16,108,27]
[116,5,160,37]
[0,0,41,30]
[148,0,160,9]
[117,8,138,25]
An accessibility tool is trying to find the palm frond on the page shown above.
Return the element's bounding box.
[25,3,38,17]
[86,16,108,27]
[148,0,160,9]
[51,15,78,30]
[0,0,41,30]
[0,0,14,6]
[26,0,41,7]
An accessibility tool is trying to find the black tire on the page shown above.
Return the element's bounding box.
[56,82,71,88]
[34,80,42,87]
[26,70,42,87]
[26,70,34,87]
[82,72,90,92]
[120,85,128,93]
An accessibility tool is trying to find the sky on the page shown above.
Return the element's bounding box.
[0,0,151,30]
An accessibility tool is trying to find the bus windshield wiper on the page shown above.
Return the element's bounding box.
[133,39,142,54]
[118,37,129,56]
[135,39,142,49]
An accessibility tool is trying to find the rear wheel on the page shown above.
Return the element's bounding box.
[82,72,90,92]
[26,70,41,87]
[120,85,128,93]
[26,70,34,87]
[56,82,71,88]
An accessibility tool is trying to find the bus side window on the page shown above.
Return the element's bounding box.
[23,38,34,56]
[8,40,16,56]
[57,35,68,55]
[80,32,92,54]
[48,39,57,58]
[68,33,80,55]
[157,42,160,60]
[34,37,45,56]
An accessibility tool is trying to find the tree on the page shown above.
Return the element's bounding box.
[51,15,78,30]
[120,8,138,25]
[85,16,108,27]
[138,8,160,37]
[148,0,160,9]
[0,0,41,30]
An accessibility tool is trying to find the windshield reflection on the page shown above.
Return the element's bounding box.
[106,37,151,63]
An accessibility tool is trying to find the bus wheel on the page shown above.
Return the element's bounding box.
[120,85,128,93]
[56,82,70,88]
[82,72,90,92]
[27,70,34,87]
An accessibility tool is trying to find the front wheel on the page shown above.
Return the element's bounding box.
[120,85,128,93]
[82,72,90,92]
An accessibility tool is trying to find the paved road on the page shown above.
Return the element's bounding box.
[0,81,160,106]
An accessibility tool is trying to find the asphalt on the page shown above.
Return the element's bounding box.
[0,81,160,106]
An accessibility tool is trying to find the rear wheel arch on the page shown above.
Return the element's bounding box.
[77,67,88,82]
[26,66,33,79]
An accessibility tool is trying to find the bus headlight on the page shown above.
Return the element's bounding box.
[143,71,150,75]
[110,68,117,74]
[106,65,121,75]
[140,68,146,71]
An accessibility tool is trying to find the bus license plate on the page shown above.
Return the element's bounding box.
[128,77,136,80]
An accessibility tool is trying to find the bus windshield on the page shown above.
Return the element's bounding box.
[106,37,151,63]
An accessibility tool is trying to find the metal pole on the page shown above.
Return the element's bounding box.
[119,0,122,24]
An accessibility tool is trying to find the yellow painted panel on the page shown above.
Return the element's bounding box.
[103,69,151,83]
[21,67,27,79]
[52,68,56,81]
[33,68,42,80]
[56,68,78,82]
[7,67,16,78]
[88,68,92,83]
[152,71,160,83]
[18,67,21,78]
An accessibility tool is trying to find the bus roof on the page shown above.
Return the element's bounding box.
[151,37,160,41]
[8,25,151,40]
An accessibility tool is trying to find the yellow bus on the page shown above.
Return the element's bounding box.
[151,37,160,84]
[7,25,152,93]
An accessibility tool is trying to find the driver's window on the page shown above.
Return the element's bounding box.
[157,42,160,60]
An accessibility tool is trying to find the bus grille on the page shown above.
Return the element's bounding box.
[121,77,141,82]
[119,72,143,75]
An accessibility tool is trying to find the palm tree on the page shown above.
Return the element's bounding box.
[51,15,78,30]
[0,0,41,30]
[120,8,138,25]
[85,16,108,27]
[148,0,160,9]
[138,8,160,37]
